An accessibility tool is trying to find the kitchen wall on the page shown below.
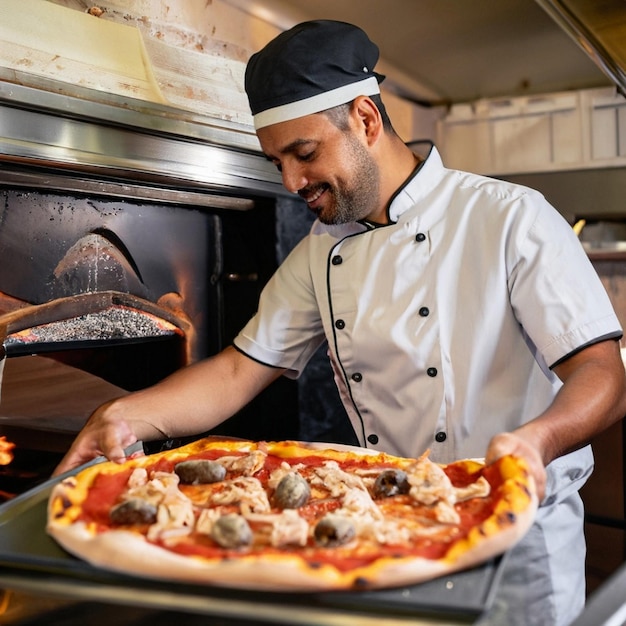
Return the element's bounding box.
[502,168,626,224]
[39,0,439,143]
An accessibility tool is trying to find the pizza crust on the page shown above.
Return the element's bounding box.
[47,517,453,590]
[48,509,535,591]
[47,440,538,591]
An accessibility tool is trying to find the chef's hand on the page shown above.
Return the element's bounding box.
[52,398,155,476]
[485,431,547,502]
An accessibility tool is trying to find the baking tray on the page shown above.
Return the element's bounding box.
[0,466,507,624]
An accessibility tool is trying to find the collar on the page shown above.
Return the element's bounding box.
[387,143,446,223]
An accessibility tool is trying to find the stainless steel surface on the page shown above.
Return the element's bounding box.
[537,0,626,95]
[0,73,285,198]
[571,561,626,626]
[0,169,255,210]
[0,66,259,149]
[0,573,467,626]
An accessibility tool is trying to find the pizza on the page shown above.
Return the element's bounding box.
[47,438,537,591]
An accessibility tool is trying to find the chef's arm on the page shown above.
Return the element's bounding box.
[53,346,285,475]
[486,338,626,500]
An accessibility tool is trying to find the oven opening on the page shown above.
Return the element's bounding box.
[0,89,303,501]
[0,179,300,500]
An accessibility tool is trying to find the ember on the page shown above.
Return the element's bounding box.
[0,436,14,466]
[4,306,179,347]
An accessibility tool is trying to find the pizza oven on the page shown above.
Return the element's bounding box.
[0,78,304,500]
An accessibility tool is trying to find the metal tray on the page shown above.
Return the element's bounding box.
[0,466,506,625]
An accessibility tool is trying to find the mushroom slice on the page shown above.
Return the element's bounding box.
[274,472,311,509]
[210,513,253,549]
[110,498,158,525]
[373,469,410,498]
[174,460,227,484]
[314,514,356,548]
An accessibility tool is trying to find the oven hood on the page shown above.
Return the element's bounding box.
[537,0,626,96]
[0,69,287,202]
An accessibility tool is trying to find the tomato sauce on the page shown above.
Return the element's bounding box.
[77,469,133,526]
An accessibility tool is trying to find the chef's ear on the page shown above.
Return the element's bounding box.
[351,96,383,145]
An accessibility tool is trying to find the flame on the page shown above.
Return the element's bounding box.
[0,436,15,466]
[0,589,11,617]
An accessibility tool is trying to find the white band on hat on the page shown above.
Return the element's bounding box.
[253,76,381,130]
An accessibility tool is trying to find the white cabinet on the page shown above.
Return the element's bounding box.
[437,87,626,175]
[590,91,626,161]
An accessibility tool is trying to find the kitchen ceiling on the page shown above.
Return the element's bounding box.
[257,0,619,105]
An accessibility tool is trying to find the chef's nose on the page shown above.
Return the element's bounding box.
[281,163,307,194]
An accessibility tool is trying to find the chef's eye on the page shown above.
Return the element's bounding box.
[297,151,315,162]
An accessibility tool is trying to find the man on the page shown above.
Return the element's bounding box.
[56,20,626,625]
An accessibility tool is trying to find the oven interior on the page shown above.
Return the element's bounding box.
[0,171,298,499]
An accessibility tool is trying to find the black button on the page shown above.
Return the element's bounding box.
[415,232,426,242]
[435,431,447,443]
[367,434,379,445]
[351,372,363,382]
[419,307,430,317]
[332,255,343,265]
[335,319,345,330]
[427,367,438,377]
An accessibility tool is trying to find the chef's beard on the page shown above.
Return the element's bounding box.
[315,135,381,226]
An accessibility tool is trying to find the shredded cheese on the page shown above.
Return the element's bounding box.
[217,450,267,476]
[210,477,271,514]
[309,461,368,497]
[405,456,491,525]
[454,476,490,501]
[244,509,309,548]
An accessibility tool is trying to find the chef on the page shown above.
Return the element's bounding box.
[56,20,626,626]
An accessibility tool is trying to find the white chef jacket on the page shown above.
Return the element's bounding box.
[234,145,622,624]
[235,145,620,462]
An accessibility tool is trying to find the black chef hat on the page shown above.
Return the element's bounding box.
[245,20,385,130]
